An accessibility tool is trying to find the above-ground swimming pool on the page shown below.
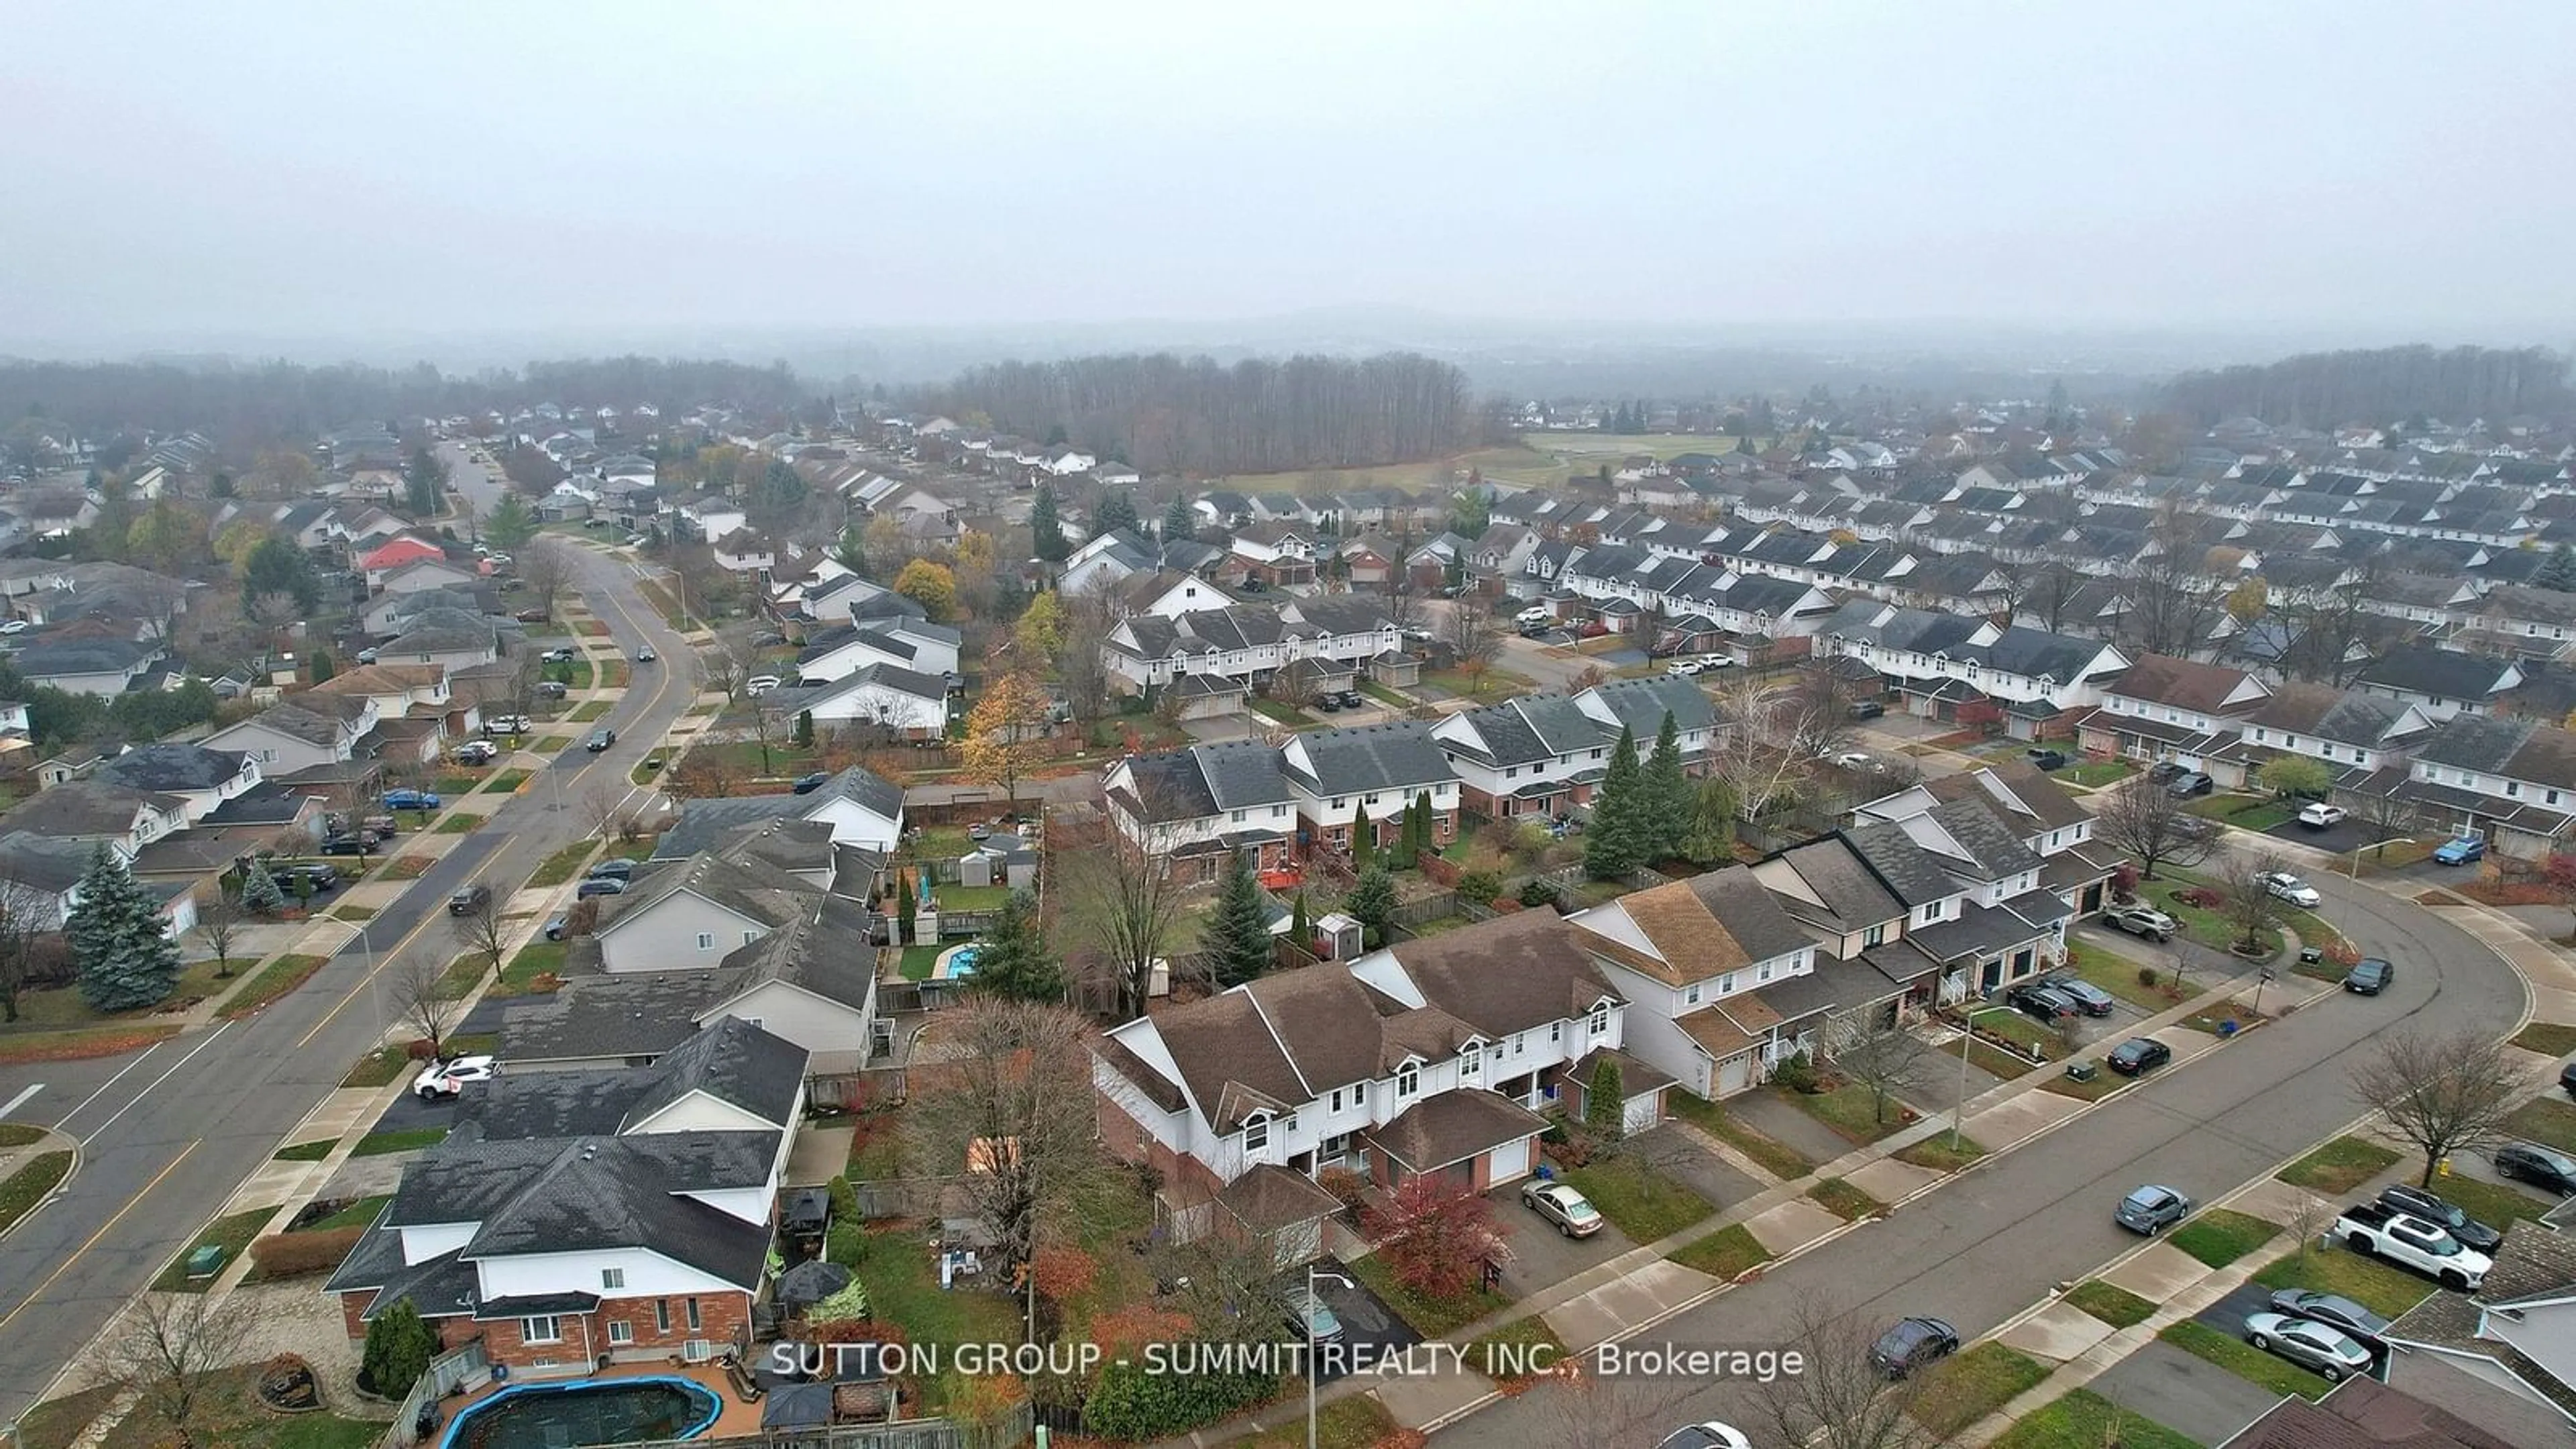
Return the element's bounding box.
[441,1375,722,1449]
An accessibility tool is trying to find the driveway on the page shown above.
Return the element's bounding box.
[1305,1257,1420,1382]
[2262,817,2390,856]
[1491,1181,1633,1294]
[1716,1089,1860,1169]
[1623,1125,1764,1213]
[2086,1340,2285,1446]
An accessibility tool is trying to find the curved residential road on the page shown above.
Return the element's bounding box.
[0,543,696,1426]
[1444,867,2530,1446]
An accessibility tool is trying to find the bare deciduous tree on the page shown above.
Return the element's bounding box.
[700,634,759,700]
[0,872,50,1023]
[1784,661,1858,760]
[1067,786,1192,1022]
[1755,1297,1941,1449]
[2094,775,2218,881]
[1704,672,1829,833]
[2121,500,2224,657]
[1821,1003,1930,1128]
[2219,849,2288,956]
[1442,593,1502,691]
[902,998,1116,1284]
[113,1291,255,1449]
[2355,759,2422,861]
[518,539,575,622]
[582,783,630,842]
[1055,621,1113,731]
[399,932,468,1059]
[2350,1027,2526,1187]
[191,887,245,979]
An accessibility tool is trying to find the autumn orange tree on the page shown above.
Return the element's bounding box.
[961,671,1054,812]
[1361,1173,1510,1301]
[893,557,957,622]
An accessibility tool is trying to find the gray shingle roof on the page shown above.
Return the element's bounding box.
[594,852,820,941]
[95,743,248,793]
[2357,645,2515,701]
[1283,720,1456,796]
[1927,798,2046,880]
[1843,822,1965,907]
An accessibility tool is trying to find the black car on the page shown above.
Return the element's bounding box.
[2167,771,2215,798]
[792,771,830,794]
[1315,694,1343,712]
[1866,1316,1959,1379]
[1847,700,1886,720]
[2025,747,2068,771]
[575,876,628,899]
[2010,983,2081,1024]
[2106,1037,2172,1077]
[585,727,616,751]
[2147,761,2187,785]
[2561,1058,2576,1102]
[2495,1142,2576,1194]
[2035,972,2118,1017]
[586,859,635,882]
[447,884,491,916]
[2265,1290,2391,1354]
[2377,1185,2502,1252]
[2343,957,2394,996]
[275,863,339,892]
[1334,690,1363,708]
[320,835,377,856]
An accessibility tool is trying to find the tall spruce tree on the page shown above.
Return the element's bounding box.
[1094,489,1140,539]
[240,857,286,916]
[1584,726,1644,879]
[1289,890,1313,954]
[1349,802,1374,869]
[1163,494,1196,542]
[1347,864,1397,950]
[1208,850,1275,988]
[68,844,180,1012]
[1029,482,1070,562]
[1585,1057,1627,1142]
[1641,712,1690,865]
[967,889,1064,1002]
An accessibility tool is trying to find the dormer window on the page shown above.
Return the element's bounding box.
[1460,1044,1481,1079]
[1589,1004,1611,1036]
[1396,1064,1419,1098]
[1243,1115,1270,1152]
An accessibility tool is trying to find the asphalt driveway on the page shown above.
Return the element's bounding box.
[1304,1256,1419,1382]
[1626,1124,1766,1210]
[1490,1181,1632,1294]
[1715,1089,1858,1169]
[2087,1340,2285,1446]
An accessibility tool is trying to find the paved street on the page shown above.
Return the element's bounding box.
[1440,863,2526,1445]
[0,542,698,1424]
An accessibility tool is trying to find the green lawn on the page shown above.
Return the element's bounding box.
[1346,1251,1511,1338]
[1360,682,1414,710]
[1808,1177,1881,1222]
[2512,1022,2576,1057]
[1978,1008,2070,1061]
[2063,1280,2157,1329]
[934,883,1014,912]
[154,1207,272,1291]
[482,767,530,794]
[527,839,596,886]
[2161,1320,2330,1400]
[433,812,480,833]
[1242,1396,1397,1449]
[12,1383,119,1449]
[2408,1171,2553,1228]
[899,945,944,981]
[1774,1082,1915,1144]
[494,940,567,996]
[2169,1208,2281,1269]
[2065,938,2176,1010]
[1911,1342,2050,1438]
[327,903,377,922]
[216,954,330,1020]
[2147,878,2280,958]
[1988,1389,2200,1449]
[2278,1136,2402,1195]
[2184,794,2297,834]
[1664,1092,1816,1179]
[570,700,612,721]
[2041,1066,2127,1102]
[435,952,489,1000]
[1894,1134,1986,1172]
[2505,1097,2576,1154]
[340,1046,409,1087]
[294,1193,392,1233]
[1420,665,1538,698]
[2253,1245,2436,1320]
[0,1124,42,1147]
[1670,1222,1772,1279]
[1562,1153,1716,1241]
[352,1127,449,1157]
[0,1151,72,1236]
[270,1140,335,1163]
[2058,759,2137,789]
[1249,698,1315,728]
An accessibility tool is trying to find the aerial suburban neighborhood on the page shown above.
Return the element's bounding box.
[2,8,2573,1449]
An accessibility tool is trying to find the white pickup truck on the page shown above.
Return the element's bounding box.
[2332,1203,2490,1289]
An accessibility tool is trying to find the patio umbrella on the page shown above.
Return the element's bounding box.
[776,1259,853,1311]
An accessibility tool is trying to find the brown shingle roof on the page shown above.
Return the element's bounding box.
[1577,868,1812,988]
[2222,1377,2522,1449]
[1218,1165,1342,1232]
[1390,910,1624,1038]
[2107,652,2263,714]
[1365,1090,1547,1173]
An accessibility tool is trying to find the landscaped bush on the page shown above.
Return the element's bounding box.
[1771,1051,1820,1094]
[1456,870,1504,905]
[1083,1357,1276,1441]
[403,1038,437,1060]
[1317,1166,1368,1214]
[2138,966,2159,987]
[250,1226,366,1277]
[1518,879,1560,908]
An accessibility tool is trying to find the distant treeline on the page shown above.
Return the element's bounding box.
[922,352,1474,475]
[0,355,807,445]
[2158,344,2573,429]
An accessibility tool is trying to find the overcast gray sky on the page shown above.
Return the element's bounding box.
[5,0,2571,352]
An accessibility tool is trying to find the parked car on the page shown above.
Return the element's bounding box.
[2265,1291,2391,1354]
[1332,690,1363,708]
[2495,1142,2576,1195]
[1699,655,1735,671]
[356,647,379,664]
[319,835,378,856]
[1664,659,1704,678]
[384,789,441,811]
[2033,973,2117,1016]
[2298,802,2348,829]
[486,714,531,735]
[1654,1426,1752,1449]
[2332,1203,2490,1288]
[1315,694,1344,712]
[1847,700,1886,720]
[513,608,549,623]
[1282,1285,1342,1343]
[2256,871,2322,908]
[412,1055,496,1102]
[747,675,782,696]
[2114,1184,2192,1234]
[575,876,628,899]
[447,884,491,916]
[2432,836,2487,865]
[2166,771,2215,798]
[1866,1316,1959,1379]
[635,646,656,663]
[2241,1313,2372,1381]
[2104,905,2177,943]
[543,913,570,941]
[792,771,830,794]
[535,680,568,699]
[274,862,339,892]
[541,646,578,663]
[2025,747,2068,771]
[586,859,635,881]
[2009,983,2081,1023]
[1515,606,1554,627]
[2377,1185,2500,1253]
[967,822,993,841]
[2106,1037,2171,1077]
[1520,1181,1604,1238]
[451,740,498,765]
[1832,751,1876,771]
[2343,957,2394,996]
[585,728,616,751]
[0,620,25,635]
[2561,1058,2576,1102]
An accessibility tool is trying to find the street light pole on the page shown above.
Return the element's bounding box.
[1954,996,2012,1152]
[1307,1265,1354,1449]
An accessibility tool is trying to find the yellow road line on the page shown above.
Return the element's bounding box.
[0,1140,198,1334]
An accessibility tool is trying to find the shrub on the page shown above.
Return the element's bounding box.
[2138,967,2159,987]
[1316,1166,1368,1214]
[826,1221,867,1267]
[2110,863,2140,904]
[250,1226,367,1277]
[403,1038,438,1060]
[360,1299,437,1399]
[1084,1357,1276,1441]
[1770,1051,1819,1093]
[1456,870,1504,905]
[828,1174,858,1223]
[1518,879,1560,908]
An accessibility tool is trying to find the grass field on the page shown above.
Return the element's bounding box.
[2505,1096,2576,1154]
[495,940,568,995]
[2161,1319,2330,1400]
[1809,1177,1882,1222]
[0,1152,73,1236]
[1562,1154,1715,1240]
[2511,1022,2576,1057]
[1988,1389,2199,1449]
[1911,1342,2050,1438]
[433,812,480,833]
[271,1140,335,1163]
[527,839,596,886]
[2063,1280,2156,1329]
[899,945,943,981]
[2065,938,2174,1010]
[217,954,330,1020]
[1894,1134,1985,1172]
[1775,1082,1915,1144]
[2058,759,2137,789]
[352,1127,448,1157]
[154,1207,271,1291]
[570,700,612,721]
[2170,1208,2280,1269]
[1670,1222,1771,1279]
[2253,1244,2435,1319]
[2277,1136,2401,1195]
[341,1046,410,1087]
[1346,1250,1511,1338]
[1665,1092,1815,1179]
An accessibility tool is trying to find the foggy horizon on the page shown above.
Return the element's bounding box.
[7,0,2574,366]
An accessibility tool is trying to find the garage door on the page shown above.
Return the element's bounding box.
[1717,1052,1755,1096]
[1622,1089,1664,1136]
[1487,1136,1534,1185]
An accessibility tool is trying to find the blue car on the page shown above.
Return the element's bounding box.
[383,789,441,811]
[2432,837,2486,865]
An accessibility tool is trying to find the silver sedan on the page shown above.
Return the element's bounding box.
[2243,1312,2371,1381]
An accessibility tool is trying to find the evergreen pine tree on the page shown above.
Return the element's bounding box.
[2539,545,2576,593]
[1029,482,1070,562]
[1208,850,1275,987]
[309,649,335,684]
[1584,726,1644,879]
[1641,712,1690,865]
[1163,494,1195,543]
[361,1298,438,1398]
[68,844,181,1012]
[1680,776,1739,867]
[1411,793,1435,863]
[967,889,1065,1002]
[1585,1057,1627,1142]
[241,857,286,916]
[1389,794,1420,870]
[1290,890,1313,955]
[894,867,917,943]
[1094,490,1140,538]
[1347,864,1397,950]
[795,710,816,748]
[1349,802,1374,869]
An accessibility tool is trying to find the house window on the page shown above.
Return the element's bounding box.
[1862,922,1888,948]
[608,1321,634,1345]
[1460,1044,1481,1079]
[686,1298,702,1332]
[1244,1116,1270,1152]
[602,1267,625,1291]
[1758,962,1774,983]
[1589,1005,1610,1036]
[744,931,761,945]
[2508,782,2523,798]
[523,1316,562,1344]
[1591,749,1605,761]
[696,932,715,949]
[1684,983,1702,1005]
[654,1300,671,1333]
[1231,810,1246,823]
[1396,1065,1419,1098]
[1549,1022,1562,1044]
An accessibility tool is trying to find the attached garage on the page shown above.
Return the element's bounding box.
[1558,1049,1675,1138]
[1364,1089,1551,1192]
